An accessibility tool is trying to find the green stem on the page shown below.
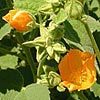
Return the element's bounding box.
[76,91,88,100]
[75,91,88,100]
[38,13,42,25]
[85,90,94,100]
[0,47,12,54]
[0,47,26,60]
[83,22,100,63]
[14,32,37,82]
[82,21,100,75]
[37,54,47,77]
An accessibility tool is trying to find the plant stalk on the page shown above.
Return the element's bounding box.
[37,54,47,77]
[82,20,100,75]
[14,32,37,82]
[76,91,88,100]
[83,22,100,63]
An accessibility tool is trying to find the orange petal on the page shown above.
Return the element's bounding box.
[59,49,83,85]
[58,52,70,81]
[59,49,97,92]
[59,81,79,92]
[2,9,18,23]
[78,54,96,90]
[2,9,34,32]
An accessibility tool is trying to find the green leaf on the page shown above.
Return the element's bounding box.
[0,69,23,93]
[53,42,67,53]
[40,25,48,38]
[64,20,93,52]
[87,16,100,32]
[90,0,100,18]
[14,84,50,100]
[0,54,18,69]
[90,82,100,97]
[23,37,46,47]
[54,52,60,63]
[14,0,47,16]
[0,84,50,100]
[52,8,68,24]
[39,3,53,14]
[46,46,54,57]
[0,90,19,100]
[0,24,12,40]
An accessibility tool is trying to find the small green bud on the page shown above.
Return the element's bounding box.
[65,0,83,19]
[48,71,61,88]
[37,70,61,88]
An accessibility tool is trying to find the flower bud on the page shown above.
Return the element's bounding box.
[65,1,83,19]
[2,9,36,32]
[48,71,61,88]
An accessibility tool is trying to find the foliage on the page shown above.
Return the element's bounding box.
[0,0,100,100]
[0,84,50,100]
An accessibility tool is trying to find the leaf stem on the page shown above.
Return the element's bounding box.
[82,21,100,63]
[37,55,47,77]
[81,20,100,75]
[14,32,37,82]
[0,47,26,60]
[76,91,88,100]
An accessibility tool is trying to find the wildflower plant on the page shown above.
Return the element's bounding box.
[0,0,100,100]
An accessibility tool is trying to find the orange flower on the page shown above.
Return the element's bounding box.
[58,49,96,92]
[2,9,36,32]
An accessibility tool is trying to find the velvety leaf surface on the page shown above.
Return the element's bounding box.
[14,0,47,16]
[87,16,100,32]
[0,54,18,69]
[0,90,19,100]
[14,84,50,100]
[90,0,100,18]
[64,20,93,53]
[52,8,68,24]
[0,24,12,40]
[90,82,100,98]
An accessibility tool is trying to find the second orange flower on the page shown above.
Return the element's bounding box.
[59,49,96,92]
